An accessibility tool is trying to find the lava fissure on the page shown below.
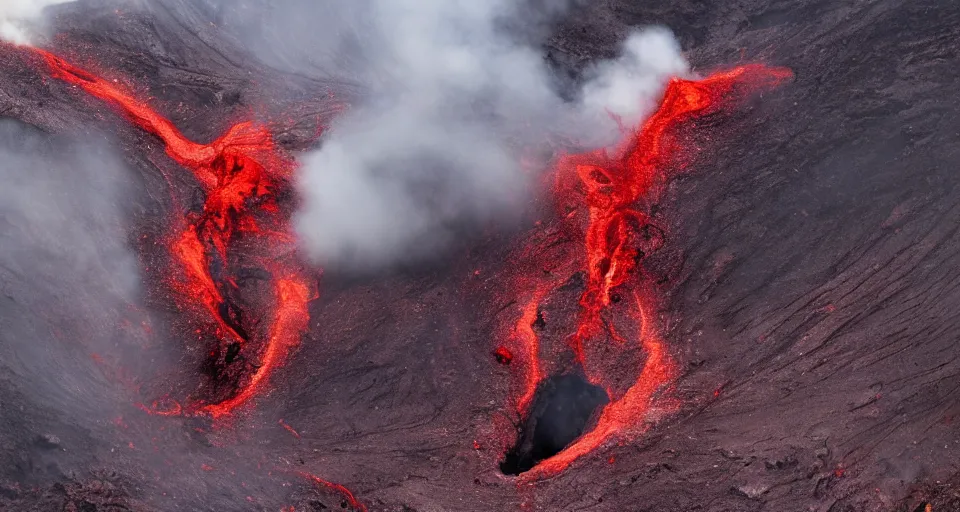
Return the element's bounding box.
[27,45,315,417]
[516,289,548,414]
[296,471,368,512]
[499,64,793,478]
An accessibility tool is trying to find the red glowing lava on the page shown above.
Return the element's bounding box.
[297,472,367,512]
[515,288,548,414]
[27,46,314,417]
[502,64,793,478]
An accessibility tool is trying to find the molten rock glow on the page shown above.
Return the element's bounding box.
[30,47,315,418]
[502,64,793,478]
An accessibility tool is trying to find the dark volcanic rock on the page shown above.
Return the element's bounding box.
[501,374,610,475]
[34,433,62,450]
[1,0,959,511]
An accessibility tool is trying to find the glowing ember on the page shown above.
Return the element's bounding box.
[503,64,793,478]
[26,46,315,417]
[493,346,514,365]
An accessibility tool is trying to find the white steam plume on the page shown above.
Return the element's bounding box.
[580,29,691,129]
[0,0,75,44]
[232,1,689,269]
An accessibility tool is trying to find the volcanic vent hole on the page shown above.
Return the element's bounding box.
[500,374,609,475]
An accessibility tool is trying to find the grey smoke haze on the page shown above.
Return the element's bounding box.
[0,120,144,431]
[219,0,688,269]
[0,0,75,44]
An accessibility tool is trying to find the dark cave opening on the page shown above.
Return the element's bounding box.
[500,373,609,475]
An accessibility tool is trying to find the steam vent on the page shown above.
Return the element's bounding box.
[1,1,959,511]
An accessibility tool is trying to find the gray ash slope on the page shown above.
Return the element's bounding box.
[1,0,959,511]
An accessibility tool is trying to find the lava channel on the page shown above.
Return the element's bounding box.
[24,45,316,418]
[498,64,793,478]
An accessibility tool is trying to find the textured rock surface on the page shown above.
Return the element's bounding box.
[0,0,958,510]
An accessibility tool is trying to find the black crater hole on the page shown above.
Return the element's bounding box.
[500,373,609,475]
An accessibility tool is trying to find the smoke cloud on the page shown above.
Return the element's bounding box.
[0,0,75,44]
[180,0,688,270]
[276,1,688,269]
[0,120,145,440]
